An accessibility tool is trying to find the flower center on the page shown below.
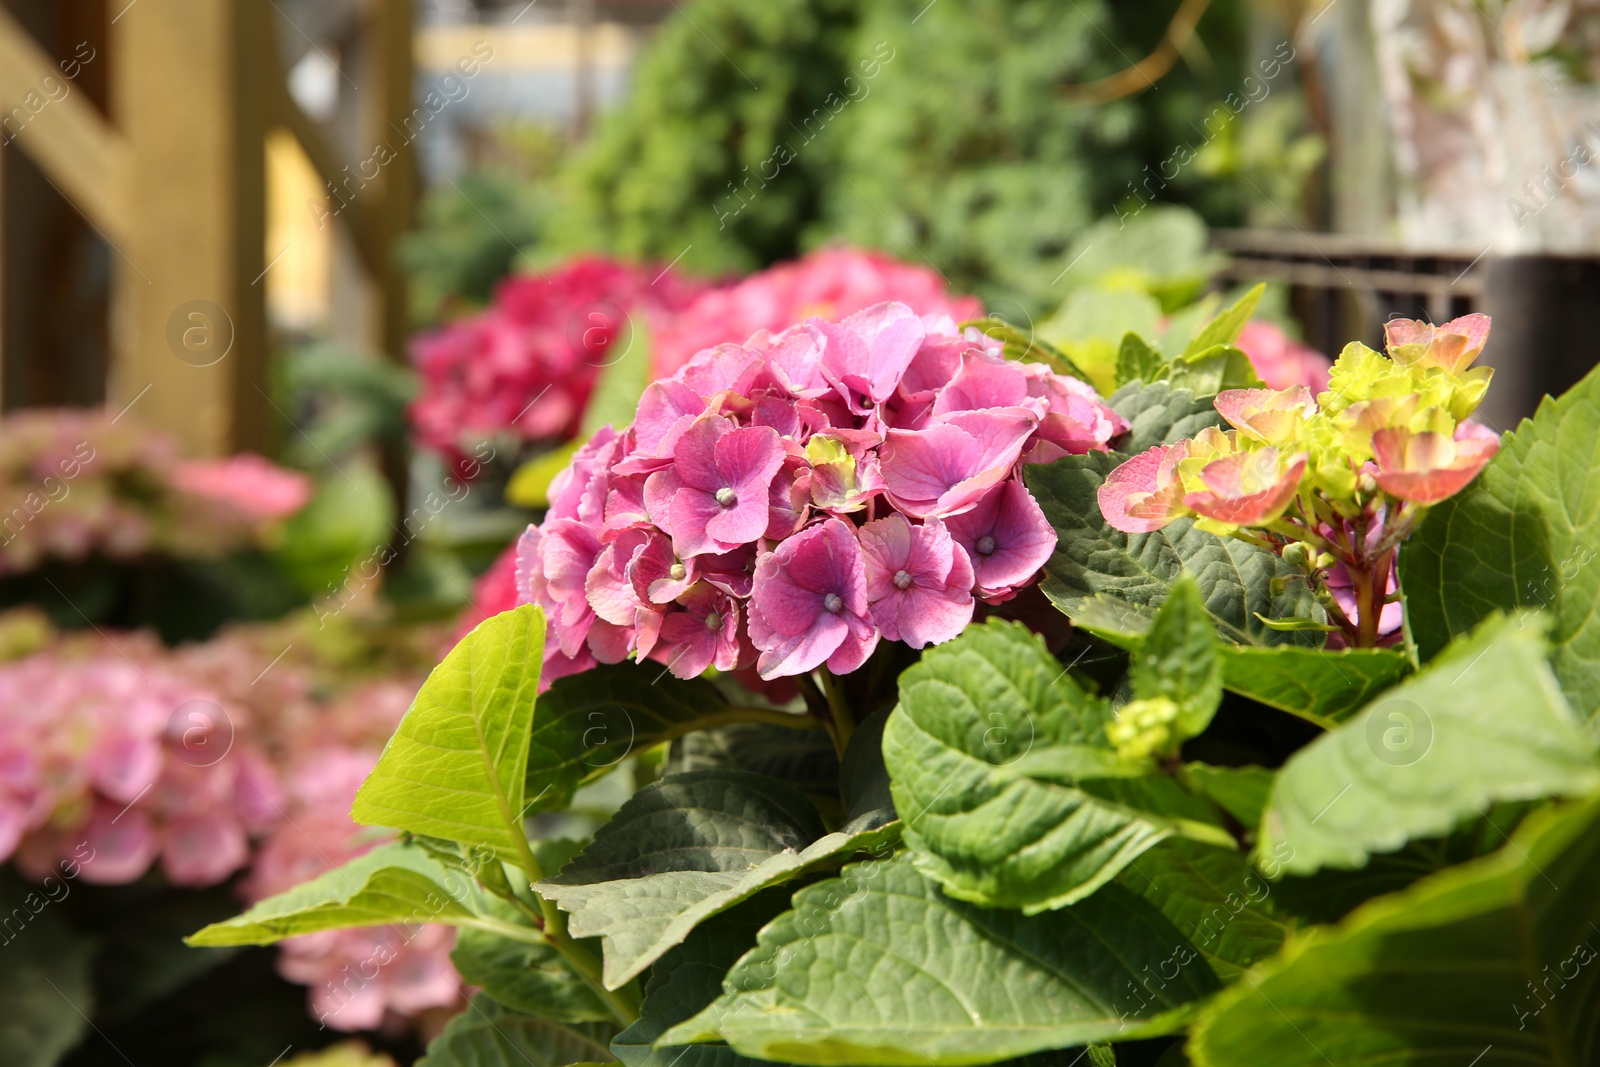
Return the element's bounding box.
[823,592,844,614]
[704,610,722,632]
[893,569,913,590]
[669,562,686,580]
[976,535,997,556]
[715,487,738,507]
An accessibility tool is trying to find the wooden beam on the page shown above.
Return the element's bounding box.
[109,0,265,456]
[0,5,131,247]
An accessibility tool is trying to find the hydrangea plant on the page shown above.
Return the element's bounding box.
[1098,314,1499,647]
[193,297,1600,1067]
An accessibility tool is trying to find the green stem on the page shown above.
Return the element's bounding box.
[499,791,640,1024]
[818,667,855,755]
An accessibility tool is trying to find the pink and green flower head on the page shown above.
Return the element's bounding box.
[1098,440,1192,534]
[803,429,884,514]
[747,518,879,679]
[857,514,975,648]
[644,415,785,558]
[1177,429,1307,533]
[1383,313,1491,375]
[1371,421,1500,504]
[1213,386,1317,447]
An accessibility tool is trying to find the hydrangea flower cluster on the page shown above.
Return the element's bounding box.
[0,616,462,1032]
[0,410,310,575]
[409,257,706,475]
[1099,314,1499,647]
[653,247,982,378]
[0,647,281,887]
[515,301,1126,683]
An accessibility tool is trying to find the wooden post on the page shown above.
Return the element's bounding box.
[109,0,266,455]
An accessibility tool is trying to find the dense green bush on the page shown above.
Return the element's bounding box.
[542,0,1273,311]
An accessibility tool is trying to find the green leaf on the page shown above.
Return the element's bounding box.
[1025,452,1322,647]
[506,442,582,508]
[352,606,544,859]
[419,996,615,1067]
[662,855,1221,1065]
[537,769,899,988]
[666,721,840,804]
[1189,793,1600,1067]
[1040,289,1164,394]
[1213,645,1412,727]
[452,900,614,1023]
[1114,331,1167,387]
[612,894,798,1067]
[527,664,796,813]
[1165,345,1263,396]
[1259,613,1600,877]
[839,707,897,831]
[1180,283,1264,358]
[581,317,654,439]
[1107,379,1225,455]
[961,316,1094,384]
[1400,363,1600,726]
[0,872,95,1067]
[1120,838,1295,981]
[884,619,1232,913]
[1068,601,1409,727]
[187,841,476,946]
[1131,575,1222,739]
[1185,764,1275,829]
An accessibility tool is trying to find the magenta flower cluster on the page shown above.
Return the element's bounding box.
[514,301,1125,683]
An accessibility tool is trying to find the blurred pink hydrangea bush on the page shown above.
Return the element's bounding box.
[0,617,462,1032]
[409,249,981,476]
[408,257,707,475]
[512,300,1125,684]
[652,247,982,378]
[0,409,310,575]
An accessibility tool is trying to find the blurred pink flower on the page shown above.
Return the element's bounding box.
[1235,320,1332,392]
[654,247,982,378]
[171,454,312,522]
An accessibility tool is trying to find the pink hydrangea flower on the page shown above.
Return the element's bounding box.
[1371,422,1500,504]
[1234,320,1332,392]
[858,515,974,648]
[644,416,786,557]
[945,481,1058,601]
[879,408,1040,518]
[1213,387,1317,446]
[409,257,706,476]
[1098,441,1192,534]
[654,583,745,678]
[512,300,1123,684]
[747,519,879,678]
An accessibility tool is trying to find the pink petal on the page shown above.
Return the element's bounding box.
[1098,444,1189,534]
